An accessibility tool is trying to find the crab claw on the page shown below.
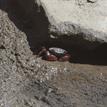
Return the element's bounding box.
[47,55,58,61]
[59,54,71,62]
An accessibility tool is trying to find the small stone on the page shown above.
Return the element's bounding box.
[48,88,53,93]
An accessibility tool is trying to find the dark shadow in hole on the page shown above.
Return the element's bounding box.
[0,0,50,52]
[0,0,107,65]
[44,38,107,66]
[70,43,107,65]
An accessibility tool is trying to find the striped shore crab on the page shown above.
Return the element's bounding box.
[38,47,71,61]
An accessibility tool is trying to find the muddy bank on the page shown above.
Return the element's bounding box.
[0,1,107,107]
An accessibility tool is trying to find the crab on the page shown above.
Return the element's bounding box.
[38,47,71,61]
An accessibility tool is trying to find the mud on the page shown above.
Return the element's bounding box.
[0,1,107,107]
